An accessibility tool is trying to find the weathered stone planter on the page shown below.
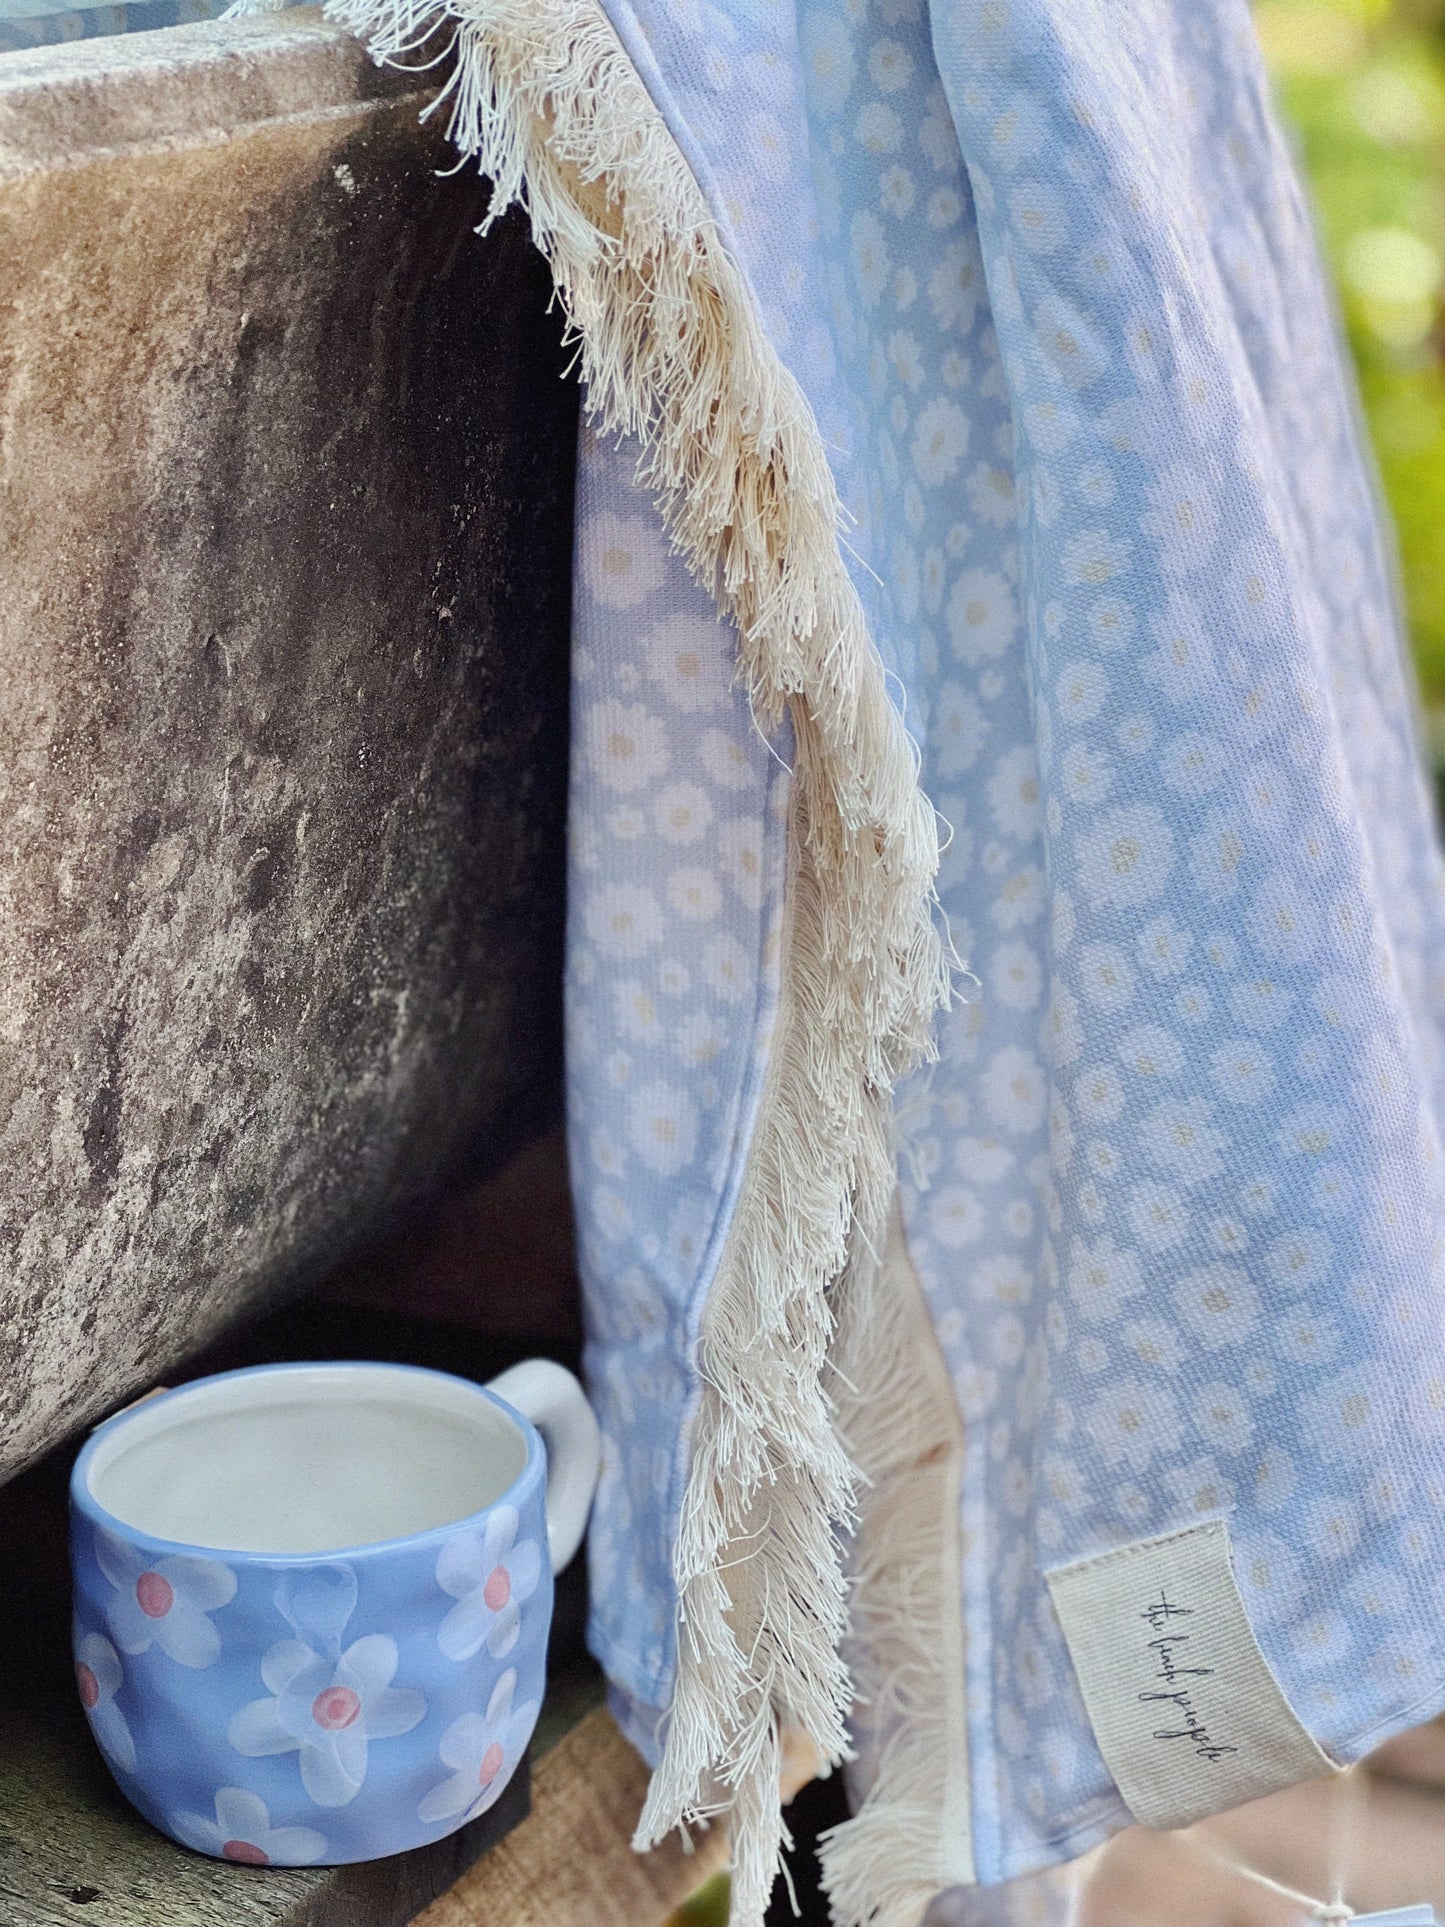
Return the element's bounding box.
[0,13,577,1479]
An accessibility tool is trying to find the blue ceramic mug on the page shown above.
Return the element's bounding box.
[69,1359,600,1865]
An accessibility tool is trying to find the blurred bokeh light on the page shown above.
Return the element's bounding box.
[1258,0,1445,718]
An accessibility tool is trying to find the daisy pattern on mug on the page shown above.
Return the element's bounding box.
[95,1527,235,1669]
[74,1628,136,1773]
[435,1505,542,1662]
[169,1786,327,1866]
[228,1631,426,1808]
[228,1565,425,1808]
[417,1669,540,1827]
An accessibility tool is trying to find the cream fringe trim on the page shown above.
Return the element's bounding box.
[233,0,952,1915]
[821,1197,974,1927]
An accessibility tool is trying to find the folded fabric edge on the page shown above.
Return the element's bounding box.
[217,0,955,1918]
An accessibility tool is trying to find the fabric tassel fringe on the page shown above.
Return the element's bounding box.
[228,0,954,1914]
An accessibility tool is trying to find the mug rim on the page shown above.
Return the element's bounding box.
[70,1359,546,1567]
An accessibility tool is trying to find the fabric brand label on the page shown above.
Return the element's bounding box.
[1045,1519,1339,1830]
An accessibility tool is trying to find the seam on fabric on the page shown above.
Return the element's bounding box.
[218,0,951,1917]
[819,1193,974,1927]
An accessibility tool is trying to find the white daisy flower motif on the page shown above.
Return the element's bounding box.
[868,35,914,92]
[1140,1095,1227,1187]
[1196,1382,1254,1454]
[418,1670,540,1828]
[643,613,727,713]
[1121,1320,1184,1372]
[1077,940,1135,1013]
[1009,178,1066,253]
[888,329,925,390]
[701,934,751,1003]
[879,163,916,217]
[436,1506,543,1663]
[96,1528,235,1670]
[855,100,903,155]
[717,817,765,910]
[929,1184,986,1249]
[989,939,1042,1012]
[955,1134,1015,1185]
[1137,913,1192,978]
[580,511,665,610]
[1210,1038,1276,1105]
[801,10,854,117]
[1065,1232,1144,1324]
[1117,1023,1184,1081]
[698,727,757,792]
[993,862,1046,930]
[170,1787,327,1866]
[1075,1063,1124,1125]
[1266,1227,1334,1294]
[1127,1180,1191,1253]
[1248,868,1320,966]
[1140,458,1225,570]
[584,883,664,961]
[1031,291,1107,390]
[745,110,791,182]
[1165,1458,1236,1519]
[1076,804,1175,910]
[911,397,971,487]
[612,982,659,1048]
[987,745,1042,840]
[228,1632,426,1809]
[1177,1263,1259,1349]
[581,699,670,794]
[928,236,984,335]
[588,1127,625,1179]
[1161,730,1224,797]
[934,682,990,776]
[1088,594,1136,652]
[1077,459,1116,509]
[946,567,1017,664]
[928,185,965,229]
[850,210,891,305]
[1055,657,1108,726]
[965,462,1017,528]
[626,1078,700,1178]
[1061,744,1114,807]
[652,781,713,846]
[981,1045,1047,1136]
[1084,1376,1182,1472]
[1061,527,1132,589]
[666,867,722,923]
[75,1630,136,1773]
[1142,591,1219,703]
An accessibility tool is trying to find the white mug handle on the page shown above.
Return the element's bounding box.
[485,1359,600,1574]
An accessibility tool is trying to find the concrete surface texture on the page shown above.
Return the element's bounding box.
[0,12,578,1478]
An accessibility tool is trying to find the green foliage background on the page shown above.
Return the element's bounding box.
[1259,0,1445,706]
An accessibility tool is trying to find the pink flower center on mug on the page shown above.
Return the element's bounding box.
[478,1742,505,1787]
[76,1662,99,1709]
[136,1571,174,1618]
[222,1840,270,1865]
[312,1685,362,1731]
[483,1566,511,1611]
